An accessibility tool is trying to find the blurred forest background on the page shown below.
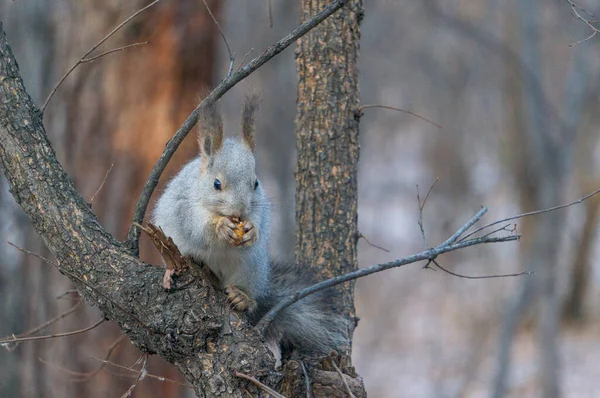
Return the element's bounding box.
[2,0,600,397]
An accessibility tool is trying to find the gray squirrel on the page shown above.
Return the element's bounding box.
[152,94,347,358]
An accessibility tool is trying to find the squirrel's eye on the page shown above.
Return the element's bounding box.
[254,179,259,190]
[214,179,222,191]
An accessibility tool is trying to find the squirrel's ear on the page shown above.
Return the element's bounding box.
[198,100,223,158]
[241,93,260,152]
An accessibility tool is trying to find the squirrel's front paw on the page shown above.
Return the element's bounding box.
[225,285,257,312]
[216,217,258,247]
[239,220,258,247]
[216,217,240,245]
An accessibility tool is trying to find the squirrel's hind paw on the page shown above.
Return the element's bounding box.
[225,285,257,312]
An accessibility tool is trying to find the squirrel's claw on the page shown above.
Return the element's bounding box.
[216,217,240,245]
[225,285,256,312]
[240,221,258,247]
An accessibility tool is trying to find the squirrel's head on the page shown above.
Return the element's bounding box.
[196,94,262,220]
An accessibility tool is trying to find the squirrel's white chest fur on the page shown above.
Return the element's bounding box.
[152,157,270,297]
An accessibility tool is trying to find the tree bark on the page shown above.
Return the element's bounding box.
[1,3,367,392]
[0,24,278,398]
[295,0,363,339]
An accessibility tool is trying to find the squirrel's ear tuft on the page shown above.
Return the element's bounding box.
[198,99,223,158]
[241,93,260,152]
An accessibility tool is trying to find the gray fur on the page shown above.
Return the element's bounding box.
[248,260,350,358]
[153,139,271,301]
[153,97,347,359]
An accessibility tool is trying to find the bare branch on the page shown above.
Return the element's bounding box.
[126,0,352,254]
[357,232,390,253]
[439,207,488,247]
[332,361,356,398]
[416,177,440,247]
[300,361,312,398]
[460,187,600,241]
[201,0,234,77]
[0,319,104,345]
[234,371,287,398]
[566,0,600,45]
[120,355,148,398]
[89,356,193,388]
[82,42,148,63]
[0,300,83,350]
[42,0,161,112]
[90,162,114,203]
[7,241,152,332]
[432,259,532,280]
[356,104,442,129]
[255,206,519,333]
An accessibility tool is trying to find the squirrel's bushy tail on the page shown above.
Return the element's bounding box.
[249,260,349,358]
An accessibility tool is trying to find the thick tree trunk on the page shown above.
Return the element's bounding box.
[2,1,221,396]
[295,0,363,340]
[1,2,367,392]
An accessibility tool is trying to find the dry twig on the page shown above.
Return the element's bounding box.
[126,0,352,255]
[42,0,160,112]
[120,355,148,398]
[256,206,519,333]
[356,104,442,129]
[460,187,600,241]
[332,361,356,398]
[234,371,287,398]
[7,241,151,332]
[90,162,114,203]
[431,259,531,280]
[0,319,104,345]
[566,0,600,45]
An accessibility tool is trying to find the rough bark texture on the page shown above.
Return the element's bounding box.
[295,0,363,334]
[2,1,221,396]
[1,15,367,396]
[0,24,278,398]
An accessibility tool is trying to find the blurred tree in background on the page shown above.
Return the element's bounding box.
[2,0,600,397]
[1,1,220,396]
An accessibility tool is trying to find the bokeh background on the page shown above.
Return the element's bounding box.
[2,0,600,396]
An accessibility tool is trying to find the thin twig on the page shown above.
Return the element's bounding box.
[88,356,194,388]
[236,48,254,73]
[479,223,514,240]
[269,0,274,28]
[332,361,355,398]
[357,104,442,129]
[82,42,148,63]
[460,187,600,242]
[255,208,519,334]
[0,319,104,345]
[300,360,312,398]
[566,0,600,46]
[120,355,148,398]
[201,0,234,77]
[126,0,352,254]
[439,207,487,248]
[416,177,439,247]
[357,232,389,253]
[39,334,125,381]
[42,0,161,112]
[56,290,80,300]
[234,371,287,398]
[7,241,152,332]
[432,259,532,280]
[90,162,114,203]
[0,300,83,346]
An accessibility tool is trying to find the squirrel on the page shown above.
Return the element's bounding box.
[152,94,348,359]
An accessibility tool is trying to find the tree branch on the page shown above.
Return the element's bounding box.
[125,0,352,254]
[256,206,520,333]
[42,0,161,112]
